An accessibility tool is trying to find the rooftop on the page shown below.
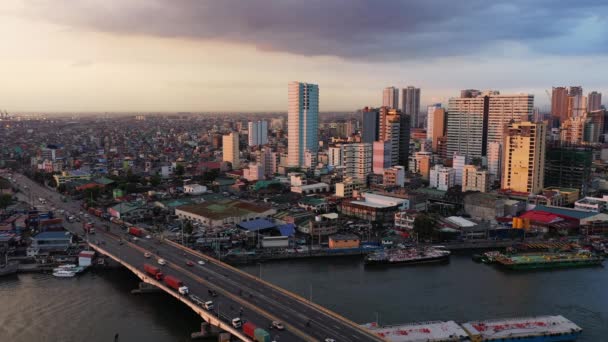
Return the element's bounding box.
[533,205,597,220]
[177,200,272,220]
[32,231,71,240]
[237,219,276,231]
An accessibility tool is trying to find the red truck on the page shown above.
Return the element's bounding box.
[128,227,144,237]
[243,322,257,339]
[143,264,164,280]
[83,222,95,234]
[163,275,189,295]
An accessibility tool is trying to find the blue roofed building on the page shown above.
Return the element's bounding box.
[27,231,73,257]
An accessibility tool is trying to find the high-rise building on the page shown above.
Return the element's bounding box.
[551,87,569,123]
[222,132,240,168]
[361,108,379,144]
[248,120,268,146]
[487,93,534,149]
[373,141,392,174]
[544,144,592,195]
[256,147,278,177]
[560,116,586,145]
[429,165,455,191]
[402,86,421,128]
[426,103,441,139]
[453,154,467,186]
[487,142,502,183]
[382,87,399,109]
[342,143,372,181]
[379,107,401,166]
[501,121,546,194]
[568,95,587,118]
[446,94,487,159]
[328,146,343,167]
[447,91,533,160]
[462,165,489,193]
[288,82,319,167]
[428,106,446,152]
[399,113,411,168]
[588,91,602,112]
[569,86,583,97]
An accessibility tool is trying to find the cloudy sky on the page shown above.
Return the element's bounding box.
[1,0,607,112]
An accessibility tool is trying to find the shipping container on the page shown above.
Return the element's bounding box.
[163,275,184,290]
[143,264,163,280]
[254,328,271,342]
[242,322,257,338]
[128,227,144,237]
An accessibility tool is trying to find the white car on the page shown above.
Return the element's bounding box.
[145,235,151,239]
[272,321,284,330]
[197,260,205,265]
[144,252,151,258]
[157,258,166,266]
[231,318,242,329]
[324,339,335,342]
[203,301,214,310]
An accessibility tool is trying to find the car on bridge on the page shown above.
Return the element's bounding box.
[203,301,214,310]
[186,260,194,267]
[271,321,284,330]
[144,252,151,258]
[157,258,166,265]
[231,317,242,329]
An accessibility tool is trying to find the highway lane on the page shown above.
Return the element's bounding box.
[8,173,383,342]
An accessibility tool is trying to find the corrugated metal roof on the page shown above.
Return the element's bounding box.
[533,205,597,219]
[278,223,295,236]
[237,219,276,231]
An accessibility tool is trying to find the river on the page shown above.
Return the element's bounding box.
[0,255,606,341]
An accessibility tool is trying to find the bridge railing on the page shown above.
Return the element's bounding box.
[89,243,253,342]
[163,239,385,341]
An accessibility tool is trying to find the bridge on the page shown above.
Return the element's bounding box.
[10,173,384,342]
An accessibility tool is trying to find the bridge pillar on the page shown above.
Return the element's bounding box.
[191,321,224,340]
[130,282,161,294]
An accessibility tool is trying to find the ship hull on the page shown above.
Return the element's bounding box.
[365,253,450,266]
[501,259,603,270]
[483,331,581,341]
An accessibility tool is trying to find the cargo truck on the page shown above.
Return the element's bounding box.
[143,264,164,280]
[242,322,271,342]
[83,222,95,234]
[163,275,189,295]
[128,227,144,237]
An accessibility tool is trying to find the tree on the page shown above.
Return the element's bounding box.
[183,221,193,235]
[413,214,438,242]
[150,175,162,187]
[0,194,12,209]
[175,164,185,176]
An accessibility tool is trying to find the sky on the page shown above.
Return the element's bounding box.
[1,0,607,113]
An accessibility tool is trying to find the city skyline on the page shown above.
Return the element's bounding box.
[1,1,608,112]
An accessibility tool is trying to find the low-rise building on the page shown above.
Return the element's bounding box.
[291,182,330,195]
[335,178,364,198]
[462,165,489,193]
[183,183,207,195]
[176,200,276,227]
[298,213,339,236]
[383,166,405,187]
[429,165,455,191]
[339,192,409,223]
[574,195,608,213]
[394,210,419,230]
[53,170,91,186]
[27,231,73,256]
[328,234,360,249]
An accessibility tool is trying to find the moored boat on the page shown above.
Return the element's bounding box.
[365,247,450,266]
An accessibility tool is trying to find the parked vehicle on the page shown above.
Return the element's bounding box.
[163,275,189,295]
[143,264,164,280]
